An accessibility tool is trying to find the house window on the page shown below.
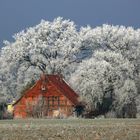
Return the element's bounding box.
[47,96,60,110]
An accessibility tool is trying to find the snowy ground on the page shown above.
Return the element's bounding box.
[0,119,140,140]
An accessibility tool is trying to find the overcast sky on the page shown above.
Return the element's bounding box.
[0,0,140,47]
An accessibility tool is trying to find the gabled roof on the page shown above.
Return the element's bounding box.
[13,74,79,106]
[47,75,79,105]
[13,81,39,106]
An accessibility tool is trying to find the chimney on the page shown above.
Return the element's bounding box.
[40,73,48,92]
[40,73,47,82]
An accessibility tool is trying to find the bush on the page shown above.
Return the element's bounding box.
[105,111,117,118]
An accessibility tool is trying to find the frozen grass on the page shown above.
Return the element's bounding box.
[0,119,140,140]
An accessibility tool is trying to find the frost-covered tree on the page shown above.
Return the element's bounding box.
[1,17,140,117]
[77,25,140,117]
[70,50,137,117]
[0,17,81,100]
[80,24,140,74]
[114,79,137,118]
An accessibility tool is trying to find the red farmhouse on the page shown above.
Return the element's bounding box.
[13,74,79,118]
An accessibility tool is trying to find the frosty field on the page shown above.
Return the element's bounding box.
[0,119,140,140]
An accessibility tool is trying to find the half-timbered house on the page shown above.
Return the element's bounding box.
[13,74,79,118]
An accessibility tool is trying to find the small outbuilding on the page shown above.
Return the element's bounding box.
[13,74,79,118]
